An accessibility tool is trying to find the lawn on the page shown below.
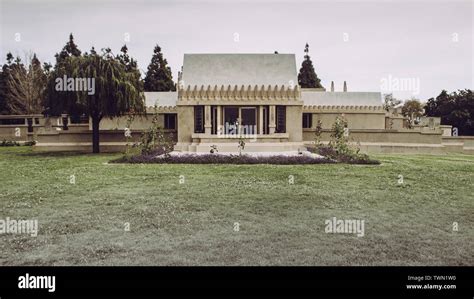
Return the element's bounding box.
[0,147,472,266]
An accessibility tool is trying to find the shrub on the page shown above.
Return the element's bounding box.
[308,116,380,165]
[329,116,352,156]
[310,145,379,165]
[123,105,175,158]
[23,140,36,146]
[110,153,335,165]
[314,119,323,147]
[0,140,21,146]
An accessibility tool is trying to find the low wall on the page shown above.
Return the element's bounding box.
[441,136,474,154]
[302,129,473,154]
[34,129,177,152]
[0,126,32,142]
[32,128,474,154]
[303,129,443,144]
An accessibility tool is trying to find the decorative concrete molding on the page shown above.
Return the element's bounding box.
[303,105,384,113]
[178,84,301,104]
[145,106,177,113]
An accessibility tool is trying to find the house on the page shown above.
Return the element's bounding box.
[138,53,386,152]
[16,53,472,154]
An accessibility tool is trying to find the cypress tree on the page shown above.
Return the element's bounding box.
[144,45,176,91]
[297,43,323,88]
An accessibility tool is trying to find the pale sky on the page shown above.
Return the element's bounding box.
[1,0,472,101]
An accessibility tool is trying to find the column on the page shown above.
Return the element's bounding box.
[217,105,222,136]
[204,105,211,134]
[269,105,276,134]
[259,105,264,135]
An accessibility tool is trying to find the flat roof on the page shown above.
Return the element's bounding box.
[181,54,298,88]
[301,91,383,106]
[144,92,177,107]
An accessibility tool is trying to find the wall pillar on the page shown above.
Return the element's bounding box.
[217,105,222,135]
[259,105,264,135]
[269,105,276,134]
[204,105,211,134]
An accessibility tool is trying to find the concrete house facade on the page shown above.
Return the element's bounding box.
[141,53,422,153]
[5,52,471,154]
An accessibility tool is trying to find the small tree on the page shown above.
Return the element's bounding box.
[297,43,323,88]
[329,116,351,155]
[314,119,323,147]
[401,99,424,127]
[138,105,174,156]
[144,45,176,91]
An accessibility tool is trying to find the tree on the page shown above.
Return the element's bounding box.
[3,53,47,114]
[144,45,176,91]
[425,89,474,135]
[55,33,81,65]
[383,93,402,112]
[116,45,138,72]
[297,43,323,88]
[0,53,14,113]
[425,90,450,117]
[401,99,424,127]
[45,48,145,153]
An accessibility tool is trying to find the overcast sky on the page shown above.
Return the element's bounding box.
[1,0,472,100]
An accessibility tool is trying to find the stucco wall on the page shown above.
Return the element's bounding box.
[177,106,194,143]
[99,115,165,130]
[310,113,385,130]
[286,106,303,142]
[303,129,443,144]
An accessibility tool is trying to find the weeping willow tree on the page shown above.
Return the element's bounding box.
[45,49,144,153]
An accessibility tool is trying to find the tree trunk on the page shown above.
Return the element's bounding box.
[92,116,101,153]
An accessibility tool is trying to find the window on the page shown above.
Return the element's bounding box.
[223,106,239,134]
[275,106,286,133]
[0,118,25,125]
[70,114,89,124]
[262,106,269,134]
[303,113,312,128]
[194,106,204,133]
[26,118,33,132]
[211,106,217,134]
[164,114,177,130]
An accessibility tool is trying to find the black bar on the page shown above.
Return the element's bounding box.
[0,266,472,298]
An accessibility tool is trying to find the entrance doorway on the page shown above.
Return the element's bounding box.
[241,107,257,135]
[222,106,258,136]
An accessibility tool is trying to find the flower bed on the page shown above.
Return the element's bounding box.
[110,150,335,165]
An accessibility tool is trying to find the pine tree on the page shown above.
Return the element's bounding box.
[46,34,83,117]
[55,33,81,65]
[116,45,138,72]
[144,45,176,91]
[0,53,14,113]
[297,43,323,88]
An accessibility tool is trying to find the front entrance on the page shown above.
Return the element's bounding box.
[240,107,257,135]
[222,106,257,135]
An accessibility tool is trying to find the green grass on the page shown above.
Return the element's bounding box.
[0,147,472,265]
